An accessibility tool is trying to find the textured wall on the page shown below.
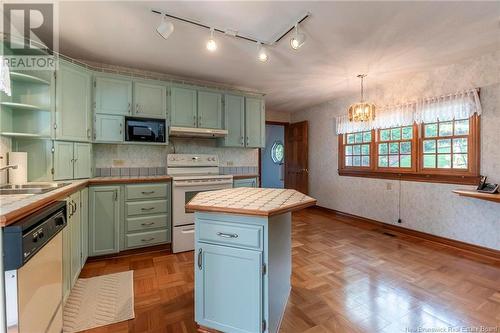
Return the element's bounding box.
[266,110,291,123]
[291,50,500,250]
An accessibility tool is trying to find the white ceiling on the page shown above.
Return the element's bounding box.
[56,1,500,112]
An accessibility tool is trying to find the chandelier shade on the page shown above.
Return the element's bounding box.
[347,74,376,122]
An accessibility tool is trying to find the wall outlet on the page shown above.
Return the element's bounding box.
[113,159,125,167]
[226,161,234,166]
[386,182,393,190]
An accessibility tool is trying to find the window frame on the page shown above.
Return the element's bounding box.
[374,125,418,174]
[338,115,480,185]
[339,130,376,172]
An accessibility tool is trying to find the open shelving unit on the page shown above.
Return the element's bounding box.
[10,72,51,85]
[453,189,500,203]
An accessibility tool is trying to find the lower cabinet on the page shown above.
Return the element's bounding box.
[233,177,259,188]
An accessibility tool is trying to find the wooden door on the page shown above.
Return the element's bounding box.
[245,97,265,148]
[133,81,167,118]
[285,121,309,194]
[220,94,245,147]
[170,86,197,127]
[94,76,132,116]
[89,186,121,256]
[197,90,222,129]
[73,143,92,179]
[94,114,124,142]
[53,141,74,180]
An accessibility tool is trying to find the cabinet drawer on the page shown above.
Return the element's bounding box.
[126,183,168,200]
[125,229,169,249]
[126,214,168,232]
[197,220,263,250]
[126,200,167,216]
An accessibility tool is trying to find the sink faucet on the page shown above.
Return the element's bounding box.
[0,165,18,172]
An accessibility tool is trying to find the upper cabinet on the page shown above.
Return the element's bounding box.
[55,62,91,142]
[94,114,123,143]
[197,90,222,129]
[245,97,265,148]
[133,81,167,118]
[170,86,197,127]
[94,75,132,116]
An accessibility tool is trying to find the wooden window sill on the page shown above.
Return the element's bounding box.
[338,169,480,185]
[453,189,500,203]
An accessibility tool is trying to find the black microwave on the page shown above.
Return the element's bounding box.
[125,117,166,143]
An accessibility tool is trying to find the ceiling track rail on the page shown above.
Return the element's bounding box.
[151,9,310,46]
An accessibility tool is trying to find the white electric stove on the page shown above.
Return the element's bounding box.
[167,154,233,253]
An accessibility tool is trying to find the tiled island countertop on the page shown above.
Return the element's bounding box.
[186,187,316,216]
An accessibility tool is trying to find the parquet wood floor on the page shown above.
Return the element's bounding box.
[80,207,500,333]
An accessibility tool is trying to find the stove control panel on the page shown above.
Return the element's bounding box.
[167,154,219,167]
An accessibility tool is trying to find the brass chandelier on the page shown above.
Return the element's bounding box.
[348,74,376,122]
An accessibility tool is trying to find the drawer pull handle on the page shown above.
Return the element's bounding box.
[141,237,155,242]
[217,232,239,239]
[198,248,203,270]
[141,207,155,211]
[141,191,155,195]
[141,222,155,226]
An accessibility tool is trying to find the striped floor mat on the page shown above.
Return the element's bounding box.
[63,271,134,332]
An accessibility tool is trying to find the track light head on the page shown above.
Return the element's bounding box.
[257,42,268,62]
[206,28,217,52]
[290,23,306,50]
[156,15,174,40]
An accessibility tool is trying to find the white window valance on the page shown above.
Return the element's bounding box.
[336,89,481,134]
[0,56,11,96]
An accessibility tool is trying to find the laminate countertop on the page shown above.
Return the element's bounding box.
[0,176,172,227]
[185,187,316,217]
[232,174,259,180]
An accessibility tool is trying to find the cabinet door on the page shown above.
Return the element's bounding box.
[70,191,81,287]
[133,81,166,118]
[245,97,265,148]
[56,62,91,141]
[62,211,71,302]
[94,114,123,142]
[220,94,245,147]
[94,76,132,116]
[89,186,121,256]
[195,243,262,333]
[73,143,92,179]
[233,178,258,188]
[197,91,222,129]
[53,141,74,181]
[170,86,197,127]
[80,188,89,266]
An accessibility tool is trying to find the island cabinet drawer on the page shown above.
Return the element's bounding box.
[197,220,263,250]
[126,200,167,216]
[126,214,168,232]
[125,229,169,249]
[126,184,168,200]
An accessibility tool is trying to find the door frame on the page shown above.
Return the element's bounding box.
[259,121,289,188]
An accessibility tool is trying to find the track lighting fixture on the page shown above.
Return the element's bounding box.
[290,23,306,50]
[206,28,217,52]
[156,14,174,40]
[257,42,268,62]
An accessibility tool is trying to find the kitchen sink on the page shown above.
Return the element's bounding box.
[0,182,72,195]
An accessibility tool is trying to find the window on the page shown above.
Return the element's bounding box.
[338,115,480,184]
[271,141,285,164]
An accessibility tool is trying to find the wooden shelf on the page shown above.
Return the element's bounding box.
[453,189,500,203]
[0,102,46,112]
[0,132,51,139]
[10,72,50,85]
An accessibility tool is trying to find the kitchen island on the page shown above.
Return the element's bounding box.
[186,187,316,333]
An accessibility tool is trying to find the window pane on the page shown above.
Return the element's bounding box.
[345,156,353,166]
[363,131,372,143]
[347,134,355,144]
[378,143,388,154]
[454,119,469,135]
[423,154,436,168]
[354,133,363,143]
[380,129,390,141]
[437,154,451,168]
[439,122,453,136]
[391,128,401,140]
[361,156,370,167]
[361,144,370,155]
[437,139,451,153]
[453,138,468,153]
[389,155,399,167]
[353,145,361,155]
[400,155,411,168]
[453,154,468,169]
[378,156,388,167]
[345,145,353,155]
[389,142,399,154]
[424,123,438,137]
[423,140,436,153]
[400,142,411,154]
[402,126,413,139]
[353,156,361,166]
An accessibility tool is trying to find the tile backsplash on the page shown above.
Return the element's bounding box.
[95,167,166,177]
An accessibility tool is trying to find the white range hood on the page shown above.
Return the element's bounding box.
[169,126,228,138]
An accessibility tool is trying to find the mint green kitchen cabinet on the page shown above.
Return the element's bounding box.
[245,97,265,148]
[170,86,197,127]
[94,114,123,142]
[197,90,222,129]
[53,141,92,180]
[89,186,122,256]
[69,190,82,287]
[233,177,258,188]
[62,217,71,303]
[94,75,132,116]
[220,94,245,147]
[55,61,91,142]
[80,187,89,266]
[133,81,167,118]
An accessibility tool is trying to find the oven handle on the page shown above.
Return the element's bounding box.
[173,180,233,187]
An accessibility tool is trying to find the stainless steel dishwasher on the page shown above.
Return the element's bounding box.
[3,201,67,333]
